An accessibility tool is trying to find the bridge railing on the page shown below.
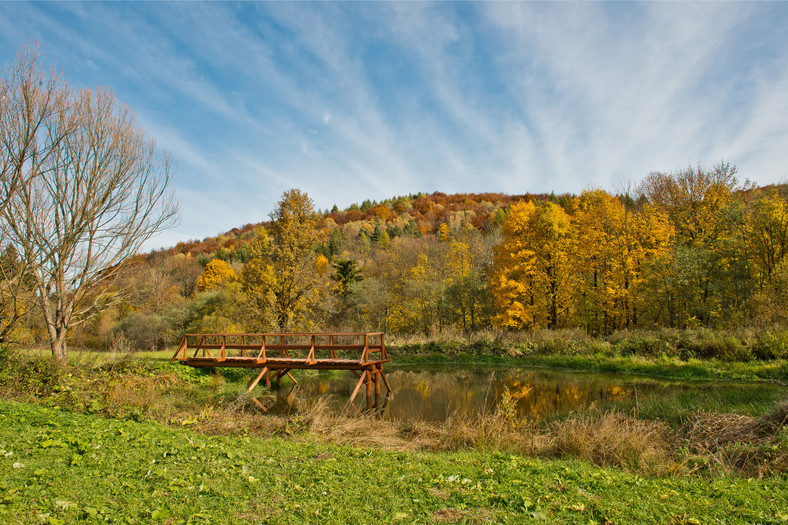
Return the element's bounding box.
[170,332,387,365]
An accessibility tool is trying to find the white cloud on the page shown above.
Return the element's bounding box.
[3,1,788,245]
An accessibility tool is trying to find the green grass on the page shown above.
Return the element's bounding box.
[1,400,788,525]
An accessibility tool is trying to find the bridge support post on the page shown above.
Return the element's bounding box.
[374,370,381,406]
[348,370,368,408]
[366,372,372,410]
[247,367,270,393]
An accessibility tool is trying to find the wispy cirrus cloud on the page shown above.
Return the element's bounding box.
[1,1,787,248]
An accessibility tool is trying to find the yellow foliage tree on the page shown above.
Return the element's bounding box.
[746,191,788,322]
[491,200,576,329]
[241,189,322,331]
[640,163,746,326]
[573,190,673,332]
[196,259,237,292]
[747,191,788,287]
[445,238,491,333]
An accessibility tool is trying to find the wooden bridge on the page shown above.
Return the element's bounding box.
[170,332,390,411]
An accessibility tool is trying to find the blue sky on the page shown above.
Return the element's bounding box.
[2,2,788,248]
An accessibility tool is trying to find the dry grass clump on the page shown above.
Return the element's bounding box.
[433,411,538,454]
[756,399,788,435]
[104,372,186,416]
[545,412,673,474]
[182,393,788,478]
[302,398,429,451]
[677,402,788,477]
[189,394,430,451]
[681,411,764,450]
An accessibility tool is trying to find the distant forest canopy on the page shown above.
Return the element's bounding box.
[163,191,545,263]
[5,163,788,351]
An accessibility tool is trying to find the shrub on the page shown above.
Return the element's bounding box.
[752,331,788,361]
[676,330,751,362]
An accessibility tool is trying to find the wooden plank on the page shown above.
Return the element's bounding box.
[256,335,267,361]
[365,372,372,409]
[251,397,268,412]
[170,336,188,363]
[179,357,389,370]
[380,371,391,392]
[182,331,383,337]
[306,335,316,364]
[348,371,368,406]
[247,367,269,393]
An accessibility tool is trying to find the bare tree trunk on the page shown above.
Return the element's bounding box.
[50,329,68,364]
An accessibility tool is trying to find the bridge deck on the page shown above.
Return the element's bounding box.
[170,332,390,411]
[179,356,389,370]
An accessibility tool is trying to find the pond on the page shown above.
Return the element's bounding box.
[253,364,787,422]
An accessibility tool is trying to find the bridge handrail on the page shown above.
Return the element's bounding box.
[170,332,387,365]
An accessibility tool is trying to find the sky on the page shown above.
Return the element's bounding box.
[2,2,788,249]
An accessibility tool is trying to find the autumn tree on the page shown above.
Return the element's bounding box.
[744,190,788,323]
[0,47,178,362]
[344,237,411,332]
[444,236,494,333]
[491,200,576,329]
[571,190,673,333]
[622,203,675,326]
[640,163,748,326]
[197,259,237,292]
[241,227,277,330]
[241,189,321,331]
[490,200,539,330]
[747,191,788,288]
[402,251,447,335]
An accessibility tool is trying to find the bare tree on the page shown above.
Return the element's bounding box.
[0,46,179,362]
[0,45,69,342]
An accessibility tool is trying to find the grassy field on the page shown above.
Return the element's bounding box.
[2,400,788,525]
[2,338,787,524]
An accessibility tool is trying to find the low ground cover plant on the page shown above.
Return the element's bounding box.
[2,400,788,524]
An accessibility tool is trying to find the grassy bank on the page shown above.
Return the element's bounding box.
[388,327,788,383]
[391,352,788,384]
[2,400,788,525]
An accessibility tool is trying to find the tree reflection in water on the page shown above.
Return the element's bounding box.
[262,365,780,422]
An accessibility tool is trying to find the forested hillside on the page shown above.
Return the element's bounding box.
[3,163,787,352]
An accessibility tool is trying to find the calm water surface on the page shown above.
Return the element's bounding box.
[256,364,783,421]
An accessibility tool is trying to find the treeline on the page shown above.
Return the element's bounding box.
[494,164,788,333]
[3,163,788,352]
